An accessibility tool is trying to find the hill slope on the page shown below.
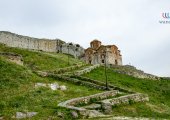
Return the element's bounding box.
[0,44,83,71]
[0,44,170,119]
[83,67,170,119]
[0,45,100,119]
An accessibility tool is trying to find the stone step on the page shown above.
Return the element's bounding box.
[52,75,109,90]
[82,103,101,110]
[70,76,134,93]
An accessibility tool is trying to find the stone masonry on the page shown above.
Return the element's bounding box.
[85,40,122,66]
[0,31,84,58]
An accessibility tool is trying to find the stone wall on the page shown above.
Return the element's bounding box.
[101,93,149,114]
[58,90,119,107]
[58,90,119,117]
[0,31,85,57]
[74,64,100,76]
[48,74,108,90]
[70,75,134,93]
[61,43,84,58]
[101,93,149,106]
[0,31,61,52]
[58,91,149,118]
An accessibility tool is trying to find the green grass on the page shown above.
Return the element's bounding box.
[1,43,170,119]
[0,55,101,119]
[83,67,170,119]
[0,44,82,71]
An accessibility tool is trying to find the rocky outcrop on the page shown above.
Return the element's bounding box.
[0,52,23,65]
[15,112,37,119]
[112,65,160,80]
[35,82,67,91]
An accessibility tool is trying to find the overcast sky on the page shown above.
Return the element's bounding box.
[0,0,170,76]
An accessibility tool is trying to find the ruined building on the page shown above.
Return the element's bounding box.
[85,40,122,66]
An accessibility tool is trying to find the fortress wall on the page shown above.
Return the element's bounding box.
[37,40,57,52]
[0,31,85,57]
[61,43,84,58]
[0,32,58,52]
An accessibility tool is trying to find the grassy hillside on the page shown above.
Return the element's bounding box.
[0,45,100,119]
[1,44,170,119]
[83,67,170,119]
[0,44,82,71]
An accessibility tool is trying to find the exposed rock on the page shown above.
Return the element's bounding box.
[57,112,64,118]
[16,112,27,119]
[16,112,37,119]
[49,83,59,90]
[35,82,67,91]
[88,110,104,118]
[100,116,153,120]
[36,71,48,77]
[101,102,112,114]
[60,85,67,91]
[0,117,4,120]
[71,111,79,118]
[26,112,37,118]
[112,65,160,80]
[0,52,23,65]
[35,83,47,88]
